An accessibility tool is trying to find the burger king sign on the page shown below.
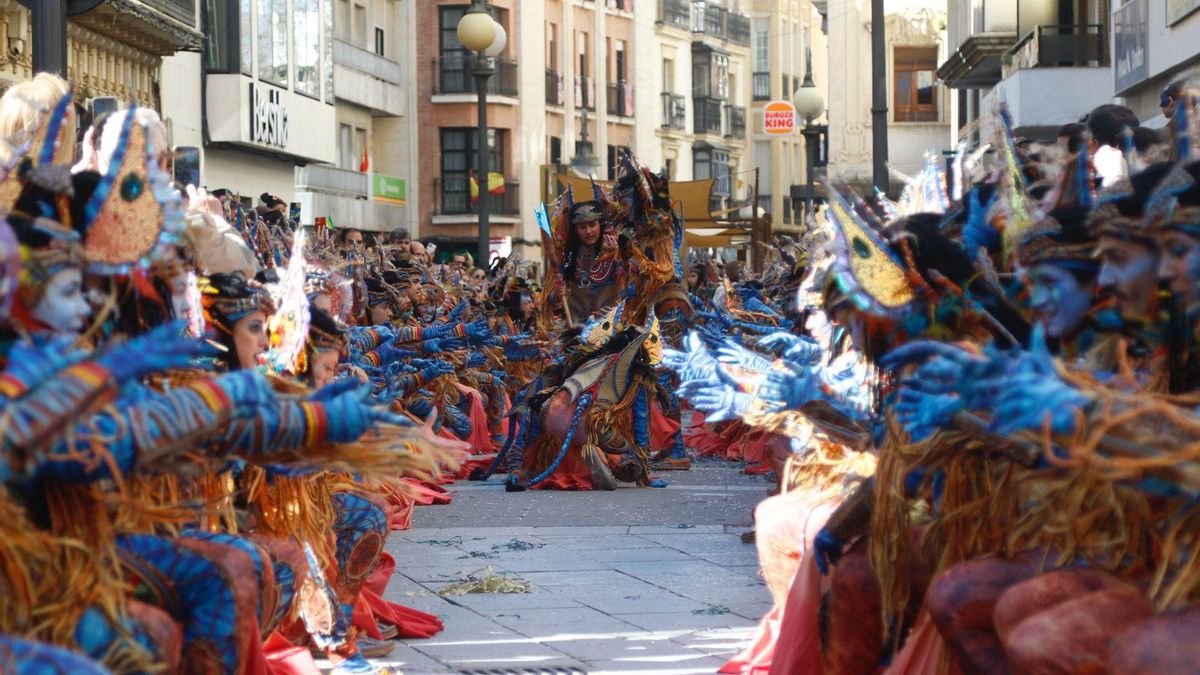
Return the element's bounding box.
[763,100,797,136]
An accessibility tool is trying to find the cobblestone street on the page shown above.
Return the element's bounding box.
[372,463,771,674]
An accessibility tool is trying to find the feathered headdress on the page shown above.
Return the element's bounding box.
[83,103,184,274]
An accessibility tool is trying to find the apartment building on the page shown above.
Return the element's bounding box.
[823,0,949,194]
[749,0,825,232]
[651,0,753,217]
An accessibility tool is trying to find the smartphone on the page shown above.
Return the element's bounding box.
[289,202,301,221]
[173,146,201,188]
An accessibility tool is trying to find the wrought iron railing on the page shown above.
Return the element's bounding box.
[693,5,752,46]
[435,177,520,216]
[607,82,634,117]
[694,97,725,135]
[575,76,597,110]
[662,92,687,130]
[546,69,564,105]
[432,55,519,97]
[1005,24,1107,70]
[658,0,691,29]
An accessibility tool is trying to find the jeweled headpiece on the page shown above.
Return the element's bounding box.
[199,272,275,334]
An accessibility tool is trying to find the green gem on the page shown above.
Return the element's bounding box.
[120,174,144,201]
[852,236,871,258]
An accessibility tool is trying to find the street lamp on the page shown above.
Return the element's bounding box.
[570,106,601,178]
[792,49,825,223]
[457,1,506,271]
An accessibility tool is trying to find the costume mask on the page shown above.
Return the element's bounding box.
[1029,263,1095,339]
[1097,236,1159,319]
[33,267,89,334]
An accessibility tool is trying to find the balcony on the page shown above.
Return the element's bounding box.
[546,69,564,106]
[662,92,687,130]
[1004,24,1107,73]
[575,76,597,110]
[606,0,632,10]
[607,82,635,118]
[433,55,519,97]
[939,0,1017,88]
[693,5,752,47]
[334,39,403,115]
[752,72,770,100]
[727,105,746,138]
[435,177,521,217]
[658,0,691,31]
[694,97,724,135]
[295,165,368,198]
[70,0,202,55]
[991,25,1111,135]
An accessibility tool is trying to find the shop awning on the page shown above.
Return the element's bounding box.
[685,227,751,248]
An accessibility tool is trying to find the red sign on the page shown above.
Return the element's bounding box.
[763,100,797,136]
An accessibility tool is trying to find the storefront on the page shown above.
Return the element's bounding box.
[200,0,337,205]
[1113,0,1200,122]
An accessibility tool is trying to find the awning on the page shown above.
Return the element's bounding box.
[554,174,720,227]
[685,227,751,248]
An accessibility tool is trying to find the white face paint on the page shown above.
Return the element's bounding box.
[33,268,91,334]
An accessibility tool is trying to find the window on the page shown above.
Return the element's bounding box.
[547,23,558,70]
[375,27,385,56]
[550,136,562,166]
[324,1,334,103]
[336,0,351,40]
[240,0,252,75]
[258,0,288,84]
[576,31,589,78]
[339,123,354,170]
[439,6,469,93]
[614,40,626,82]
[663,58,675,92]
[294,0,321,97]
[894,46,938,122]
[441,128,504,213]
[353,2,367,45]
[203,0,239,73]
[753,28,768,72]
[693,49,729,99]
[694,145,731,212]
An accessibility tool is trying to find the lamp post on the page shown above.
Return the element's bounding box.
[570,106,601,178]
[792,49,825,223]
[457,1,506,271]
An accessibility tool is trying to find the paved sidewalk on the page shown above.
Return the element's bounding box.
[374,463,772,674]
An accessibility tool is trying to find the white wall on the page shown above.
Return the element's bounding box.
[160,52,204,151]
[204,148,299,203]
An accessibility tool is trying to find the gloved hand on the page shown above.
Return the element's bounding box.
[489,370,507,383]
[307,377,361,403]
[424,337,464,352]
[465,322,496,347]
[0,335,90,396]
[98,320,215,384]
[422,361,455,379]
[961,187,1000,259]
[812,527,846,575]
[984,327,1091,436]
[448,301,467,322]
[757,362,821,411]
[759,332,822,364]
[215,370,278,410]
[324,386,412,443]
[715,339,774,374]
[466,352,488,369]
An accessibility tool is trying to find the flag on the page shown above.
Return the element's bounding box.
[359,142,369,173]
[469,172,506,203]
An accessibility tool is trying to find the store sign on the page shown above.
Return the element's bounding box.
[372,174,407,205]
[249,84,289,148]
[763,101,797,135]
[1113,0,1149,93]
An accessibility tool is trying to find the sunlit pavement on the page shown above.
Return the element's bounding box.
[369,462,771,674]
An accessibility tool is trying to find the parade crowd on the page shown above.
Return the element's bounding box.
[3,65,1200,675]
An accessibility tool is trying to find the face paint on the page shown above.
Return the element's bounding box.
[1156,230,1200,307]
[1097,236,1160,319]
[1029,263,1095,339]
[169,273,192,323]
[33,268,90,334]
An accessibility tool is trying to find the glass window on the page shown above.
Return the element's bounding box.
[294,0,320,97]
[753,28,768,72]
[441,128,503,213]
[258,0,288,84]
[240,0,252,75]
[203,0,236,72]
[324,0,334,102]
[339,123,354,169]
[375,27,385,56]
[894,46,939,122]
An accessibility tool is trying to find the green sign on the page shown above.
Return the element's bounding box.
[373,174,407,205]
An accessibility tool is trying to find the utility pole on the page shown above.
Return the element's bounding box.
[870,0,889,198]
